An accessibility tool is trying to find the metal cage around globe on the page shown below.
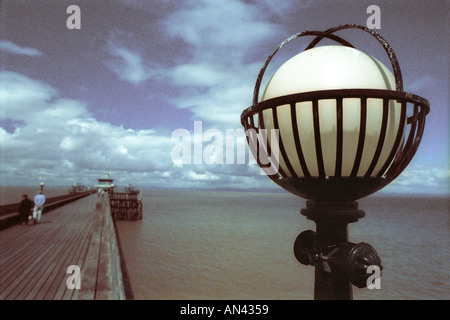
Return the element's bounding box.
[241,25,430,202]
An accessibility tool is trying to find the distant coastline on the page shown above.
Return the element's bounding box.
[2,184,449,198]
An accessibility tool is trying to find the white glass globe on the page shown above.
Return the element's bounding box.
[261,45,404,178]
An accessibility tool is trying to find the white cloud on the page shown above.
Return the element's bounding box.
[0,71,57,120]
[0,71,176,187]
[163,0,281,52]
[169,63,227,87]
[158,0,283,129]
[165,5,280,83]
[105,43,153,85]
[186,170,220,181]
[0,40,43,57]
[382,163,450,195]
[104,0,285,129]
[255,0,316,16]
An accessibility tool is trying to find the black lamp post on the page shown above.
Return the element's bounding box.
[241,25,430,300]
[40,182,45,193]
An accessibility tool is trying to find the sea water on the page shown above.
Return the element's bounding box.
[115,190,449,300]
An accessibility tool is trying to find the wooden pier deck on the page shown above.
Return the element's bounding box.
[0,194,126,300]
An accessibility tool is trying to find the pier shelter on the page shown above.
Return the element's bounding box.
[95,173,114,192]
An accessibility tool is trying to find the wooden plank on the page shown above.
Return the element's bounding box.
[95,212,113,299]
[62,226,94,300]
[51,216,94,300]
[70,199,105,300]
[75,223,101,300]
[0,222,68,299]
[1,217,79,299]
[13,262,57,300]
[0,195,99,300]
[0,237,58,299]
[0,214,72,293]
[0,194,125,300]
[0,224,54,267]
[35,197,97,300]
[31,217,91,300]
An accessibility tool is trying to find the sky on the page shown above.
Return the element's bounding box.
[0,0,448,196]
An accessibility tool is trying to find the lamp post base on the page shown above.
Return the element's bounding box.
[314,265,352,300]
[294,201,381,300]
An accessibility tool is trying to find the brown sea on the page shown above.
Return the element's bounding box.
[114,189,449,300]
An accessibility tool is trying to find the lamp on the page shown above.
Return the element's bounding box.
[40,182,45,193]
[240,25,430,299]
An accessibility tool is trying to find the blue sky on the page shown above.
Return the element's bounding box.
[1,0,448,195]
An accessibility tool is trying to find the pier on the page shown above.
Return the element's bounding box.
[0,193,130,300]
